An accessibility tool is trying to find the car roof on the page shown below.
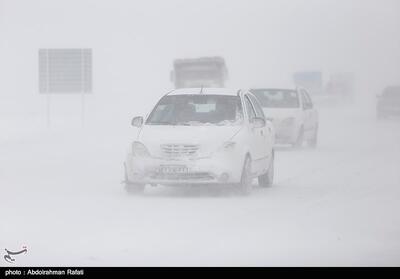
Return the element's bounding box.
[250,87,298,92]
[167,88,244,96]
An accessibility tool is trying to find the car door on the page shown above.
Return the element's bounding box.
[244,94,268,175]
[304,90,317,128]
[248,93,273,151]
[304,90,318,137]
[300,89,314,137]
[248,93,273,173]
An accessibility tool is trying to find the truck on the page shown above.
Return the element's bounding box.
[170,56,228,89]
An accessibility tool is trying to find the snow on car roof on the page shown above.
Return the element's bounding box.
[168,88,242,96]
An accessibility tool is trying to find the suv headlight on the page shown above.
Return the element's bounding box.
[132,141,151,157]
[281,117,295,126]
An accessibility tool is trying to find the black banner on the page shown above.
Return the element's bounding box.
[0,267,397,278]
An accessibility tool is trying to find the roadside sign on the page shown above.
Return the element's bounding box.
[38,49,92,127]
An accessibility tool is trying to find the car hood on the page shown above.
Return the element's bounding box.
[137,125,242,158]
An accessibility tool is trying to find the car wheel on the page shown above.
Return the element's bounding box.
[125,182,145,194]
[293,127,304,148]
[258,151,274,188]
[124,165,145,194]
[307,125,318,148]
[238,156,252,195]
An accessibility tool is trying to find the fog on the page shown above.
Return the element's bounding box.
[1,0,400,266]
[1,1,400,108]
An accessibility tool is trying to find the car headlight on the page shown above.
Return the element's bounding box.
[281,117,295,126]
[210,141,236,157]
[222,141,236,150]
[132,141,151,157]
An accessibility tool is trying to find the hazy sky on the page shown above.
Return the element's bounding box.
[1,0,399,100]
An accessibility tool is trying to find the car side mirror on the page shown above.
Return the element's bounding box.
[131,116,144,127]
[252,117,266,128]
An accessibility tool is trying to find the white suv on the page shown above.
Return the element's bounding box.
[250,88,319,148]
[124,88,275,195]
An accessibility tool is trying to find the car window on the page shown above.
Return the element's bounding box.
[244,96,256,121]
[248,94,265,118]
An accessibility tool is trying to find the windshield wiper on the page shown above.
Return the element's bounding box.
[176,121,205,126]
[147,121,176,125]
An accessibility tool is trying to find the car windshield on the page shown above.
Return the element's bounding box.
[146,94,243,126]
[251,89,300,108]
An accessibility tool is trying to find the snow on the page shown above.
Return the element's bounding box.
[1,105,400,267]
[1,0,400,267]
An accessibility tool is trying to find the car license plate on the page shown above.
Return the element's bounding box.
[158,165,188,174]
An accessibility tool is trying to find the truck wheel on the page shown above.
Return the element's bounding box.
[258,152,274,188]
[307,125,318,148]
[238,156,252,195]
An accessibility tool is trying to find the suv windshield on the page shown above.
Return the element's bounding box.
[251,89,300,108]
[146,95,243,126]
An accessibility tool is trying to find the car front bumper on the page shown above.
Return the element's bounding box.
[125,153,243,185]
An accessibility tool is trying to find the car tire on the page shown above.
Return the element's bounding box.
[307,125,318,148]
[125,182,145,194]
[258,151,274,188]
[124,165,145,194]
[293,127,304,148]
[238,156,252,195]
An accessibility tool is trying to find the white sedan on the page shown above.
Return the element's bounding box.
[124,88,275,195]
[250,88,319,148]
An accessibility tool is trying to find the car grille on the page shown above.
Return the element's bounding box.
[160,144,199,159]
[150,172,214,181]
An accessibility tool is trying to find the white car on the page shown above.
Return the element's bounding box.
[124,88,275,195]
[250,88,319,147]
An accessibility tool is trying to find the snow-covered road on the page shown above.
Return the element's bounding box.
[1,106,400,266]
